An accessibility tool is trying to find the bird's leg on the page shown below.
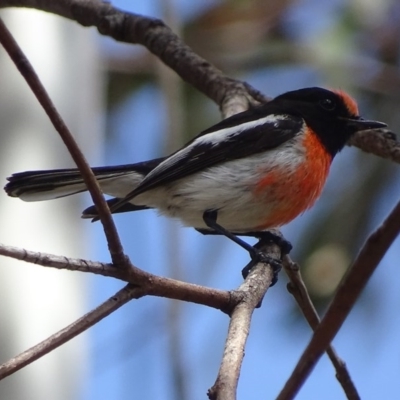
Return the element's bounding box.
[202,210,282,285]
[196,228,292,259]
[202,210,259,257]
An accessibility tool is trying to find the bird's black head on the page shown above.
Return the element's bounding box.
[274,87,386,156]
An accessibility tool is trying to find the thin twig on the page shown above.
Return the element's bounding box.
[283,257,360,400]
[277,199,400,400]
[0,16,127,267]
[0,284,143,380]
[208,240,280,400]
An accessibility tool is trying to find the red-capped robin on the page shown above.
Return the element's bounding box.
[4,87,387,274]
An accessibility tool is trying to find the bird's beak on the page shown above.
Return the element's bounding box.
[343,116,387,131]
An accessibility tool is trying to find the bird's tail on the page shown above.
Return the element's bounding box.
[4,158,165,216]
[5,168,98,201]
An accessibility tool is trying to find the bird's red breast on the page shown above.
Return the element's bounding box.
[253,126,332,230]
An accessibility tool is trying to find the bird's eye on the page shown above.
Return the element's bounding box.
[319,98,336,111]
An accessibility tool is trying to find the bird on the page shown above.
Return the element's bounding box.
[4,87,386,276]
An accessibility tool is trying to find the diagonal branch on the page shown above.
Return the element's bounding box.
[283,257,360,400]
[0,284,144,380]
[277,198,400,400]
[0,0,269,116]
[0,16,127,267]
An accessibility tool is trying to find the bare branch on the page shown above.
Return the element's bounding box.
[208,241,280,400]
[283,257,360,400]
[277,198,400,400]
[0,243,121,276]
[0,0,268,116]
[0,16,127,266]
[0,284,144,380]
[0,243,233,310]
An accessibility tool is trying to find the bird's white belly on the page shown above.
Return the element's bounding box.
[133,147,306,231]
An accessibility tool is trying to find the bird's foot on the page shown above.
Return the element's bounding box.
[197,228,292,259]
[242,248,282,287]
[252,231,292,258]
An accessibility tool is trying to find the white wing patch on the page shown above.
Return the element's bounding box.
[195,114,287,146]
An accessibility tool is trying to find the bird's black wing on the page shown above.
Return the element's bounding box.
[110,109,303,212]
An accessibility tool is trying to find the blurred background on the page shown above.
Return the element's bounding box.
[0,0,399,399]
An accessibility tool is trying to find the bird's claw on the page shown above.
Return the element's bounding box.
[242,249,282,287]
[254,231,292,258]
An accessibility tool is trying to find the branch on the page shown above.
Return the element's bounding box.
[0,240,280,386]
[349,128,400,165]
[208,240,280,400]
[0,243,232,310]
[277,198,400,399]
[0,284,144,380]
[0,0,269,116]
[283,257,360,400]
[0,16,127,267]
